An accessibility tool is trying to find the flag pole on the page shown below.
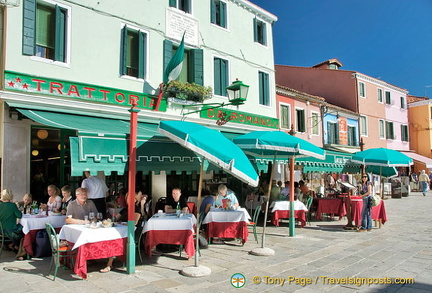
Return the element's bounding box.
[154,83,164,112]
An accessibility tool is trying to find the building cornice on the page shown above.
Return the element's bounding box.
[234,0,278,23]
[354,73,408,94]
[408,99,432,108]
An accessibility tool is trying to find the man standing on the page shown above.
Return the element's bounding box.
[65,187,99,224]
[82,171,109,218]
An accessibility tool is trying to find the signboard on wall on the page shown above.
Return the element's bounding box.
[166,9,199,46]
[338,117,348,145]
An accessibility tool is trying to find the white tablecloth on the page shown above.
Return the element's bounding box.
[59,224,128,250]
[20,214,66,234]
[143,214,196,233]
[269,201,308,213]
[203,207,251,224]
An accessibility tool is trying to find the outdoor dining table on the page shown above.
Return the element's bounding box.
[348,196,387,228]
[269,201,307,227]
[315,197,346,221]
[143,213,196,258]
[202,207,251,244]
[20,213,66,256]
[59,224,128,279]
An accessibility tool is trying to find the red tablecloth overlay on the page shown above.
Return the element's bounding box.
[271,210,306,227]
[23,227,61,257]
[186,202,197,216]
[69,238,126,279]
[206,222,248,244]
[315,198,346,220]
[145,229,195,258]
[348,196,387,227]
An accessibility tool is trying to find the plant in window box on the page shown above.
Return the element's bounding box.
[164,80,213,103]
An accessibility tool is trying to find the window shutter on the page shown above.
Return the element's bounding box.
[220,1,226,28]
[22,0,36,56]
[214,58,221,95]
[54,5,66,62]
[138,32,146,79]
[210,0,216,24]
[120,27,128,76]
[253,17,258,42]
[184,0,190,13]
[327,122,333,143]
[163,39,173,80]
[281,106,288,128]
[298,110,305,132]
[191,49,203,85]
[263,73,269,105]
[262,22,267,45]
[220,59,227,96]
[169,0,176,7]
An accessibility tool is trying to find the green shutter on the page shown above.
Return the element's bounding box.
[253,17,258,42]
[327,122,332,143]
[210,0,216,24]
[138,32,146,79]
[169,0,176,7]
[191,49,203,85]
[262,22,267,45]
[262,72,269,105]
[54,5,66,62]
[184,0,190,13]
[120,27,128,75]
[163,39,173,81]
[220,59,227,96]
[23,0,36,56]
[220,1,226,28]
[214,58,221,95]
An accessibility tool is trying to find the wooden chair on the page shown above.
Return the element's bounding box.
[45,223,76,281]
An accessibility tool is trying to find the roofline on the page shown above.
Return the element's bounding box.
[236,0,278,23]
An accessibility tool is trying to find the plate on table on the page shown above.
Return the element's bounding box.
[51,212,63,216]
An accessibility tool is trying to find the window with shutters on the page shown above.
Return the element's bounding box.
[311,112,319,135]
[253,18,267,45]
[120,26,147,79]
[377,88,383,103]
[163,39,203,85]
[169,0,191,13]
[360,116,368,136]
[401,125,409,142]
[258,71,269,106]
[213,57,228,96]
[379,119,385,138]
[280,104,291,129]
[385,91,391,104]
[211,0,226,28]
[359,82,366,97]
[22,0,68,63]
[327,122,339,144]
[296,109,306,133]
[347,125,357,146]
[385,121,394,139]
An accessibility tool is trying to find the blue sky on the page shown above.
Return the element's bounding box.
[249,0,432,97]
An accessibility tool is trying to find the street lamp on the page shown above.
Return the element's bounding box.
[182,79,249,116]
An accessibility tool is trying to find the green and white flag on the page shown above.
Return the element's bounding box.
[163,34,185,84]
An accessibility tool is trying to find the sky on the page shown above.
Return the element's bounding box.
[249,0,432,97]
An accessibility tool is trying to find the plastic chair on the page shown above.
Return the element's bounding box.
[248,205,262,244]
[305,196,314,225]
[45,223,76,281]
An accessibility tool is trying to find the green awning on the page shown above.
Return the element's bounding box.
[17,109,159,139]
[296,150,359,173]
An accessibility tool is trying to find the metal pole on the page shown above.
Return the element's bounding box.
[289,157,295,237]
[195,163,204,267]
[126,101,139,274]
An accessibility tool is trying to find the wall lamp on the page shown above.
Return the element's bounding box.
[182,79,249,116]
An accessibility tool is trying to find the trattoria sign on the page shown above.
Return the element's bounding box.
[4,71,166,111]
[201,106,279,129]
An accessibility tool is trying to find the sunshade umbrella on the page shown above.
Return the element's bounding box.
[366,165,398,178]
[351,148,413,167]
[158,120,259,266]
[234,131,325,246]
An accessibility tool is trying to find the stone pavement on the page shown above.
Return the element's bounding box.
[1,191,431,292]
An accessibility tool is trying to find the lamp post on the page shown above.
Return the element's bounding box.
[182,79,249,117]
[126,100,139,274]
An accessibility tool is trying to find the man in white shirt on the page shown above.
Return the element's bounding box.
[82,171,109,218]
[280,181,290,198]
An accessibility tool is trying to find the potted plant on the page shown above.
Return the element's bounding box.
[164,80,213,103]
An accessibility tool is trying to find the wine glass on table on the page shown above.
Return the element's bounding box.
[97,212,103,221]
[89,212,95,222]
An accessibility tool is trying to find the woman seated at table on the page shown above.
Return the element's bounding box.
[213,184,239,209]
[16,193,32,213]
[40,185,62,213]
[0,189,26,260]
[100,191,143,273]
[60,185,74,215]
[164,188,188,213]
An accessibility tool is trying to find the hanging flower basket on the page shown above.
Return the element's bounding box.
[164,81,213,103]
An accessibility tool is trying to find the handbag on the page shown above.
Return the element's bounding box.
[370,185,381,207]
[34,230,52,258]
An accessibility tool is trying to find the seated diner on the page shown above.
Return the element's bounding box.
[65,187,99,224]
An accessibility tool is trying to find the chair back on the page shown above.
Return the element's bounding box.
[154,197,166,214]
[306,196,313,210]
[45,223,60,254]
[252,204,261,225]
